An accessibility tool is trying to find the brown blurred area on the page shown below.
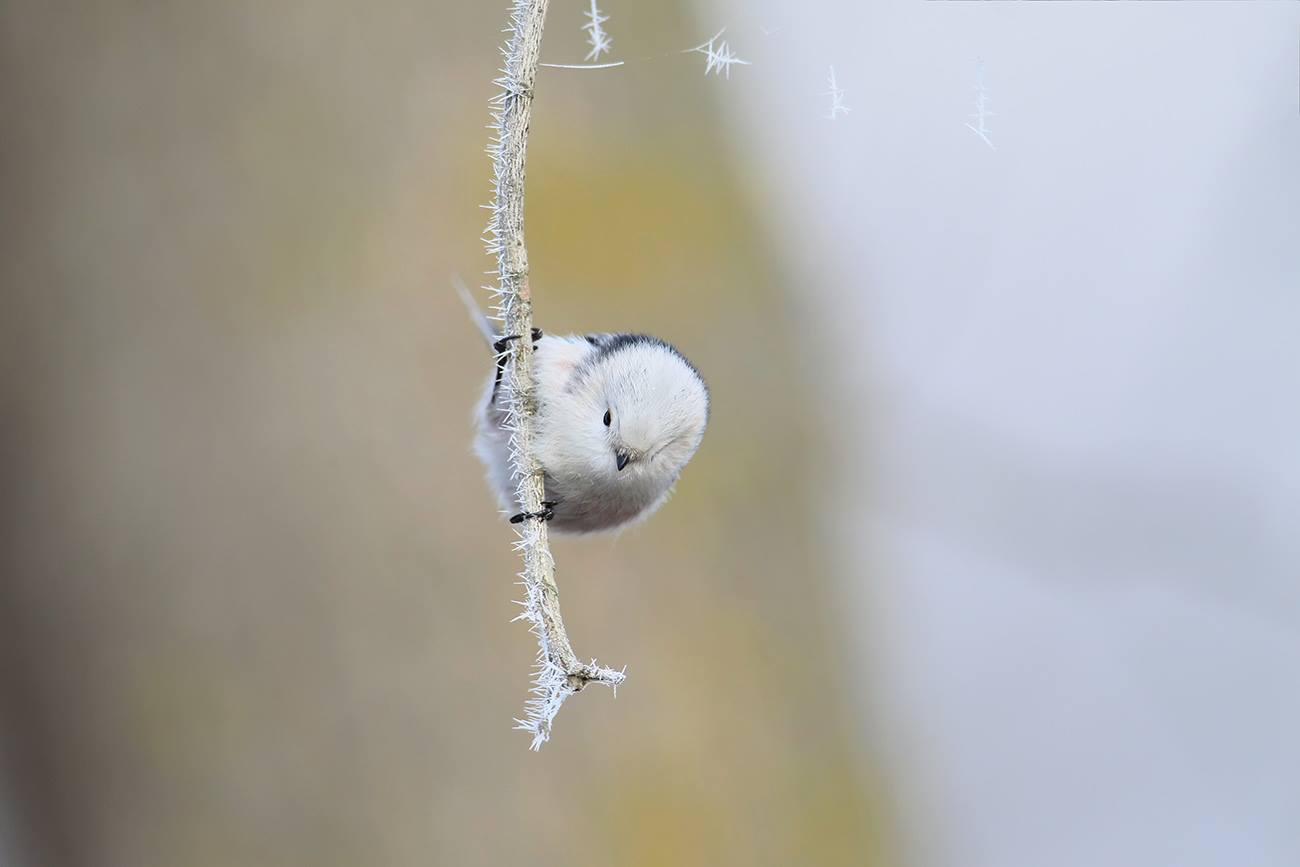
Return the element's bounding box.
[0,2,893,865]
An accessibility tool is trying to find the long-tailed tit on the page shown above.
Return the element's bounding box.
[458,283,709,534]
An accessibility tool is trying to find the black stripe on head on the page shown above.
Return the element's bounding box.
[591,333,671,364]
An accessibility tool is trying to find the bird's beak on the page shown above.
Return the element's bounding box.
[615,450,631,471]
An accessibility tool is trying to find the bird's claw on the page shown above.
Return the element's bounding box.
[491,329,544,404]
[509,500,557,524]
[493,328,543,354]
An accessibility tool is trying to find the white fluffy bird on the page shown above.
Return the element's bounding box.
[459,284,709,534]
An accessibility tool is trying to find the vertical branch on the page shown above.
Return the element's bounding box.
[484,0,625,751]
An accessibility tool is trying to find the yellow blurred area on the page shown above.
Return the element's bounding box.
[0,2,894,865]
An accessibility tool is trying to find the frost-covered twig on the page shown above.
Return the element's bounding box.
[964,60,996,150]
[581,0,612,62]
[825,66,850,120]
[484,0,625,750]
[687,28,751,79]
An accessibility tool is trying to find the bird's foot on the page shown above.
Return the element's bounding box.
[493,328,543,354]
[491,329,544,404]
[509,501,557,524]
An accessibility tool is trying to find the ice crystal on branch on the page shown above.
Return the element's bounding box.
[965,60,996,150]
[825,66,850,120]
[688,28,751,79]
[582,0,612,62]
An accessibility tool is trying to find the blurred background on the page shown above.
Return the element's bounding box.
[1,1,1297,866]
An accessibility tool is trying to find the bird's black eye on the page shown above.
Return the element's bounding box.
[603,409,612,427]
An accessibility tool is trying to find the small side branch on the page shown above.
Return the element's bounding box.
[484,0,625,750]
[540,61,625,70]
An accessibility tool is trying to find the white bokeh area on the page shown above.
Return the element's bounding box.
[708,2,1300,865]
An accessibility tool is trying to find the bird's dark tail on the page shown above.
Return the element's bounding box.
[452,275,497,347]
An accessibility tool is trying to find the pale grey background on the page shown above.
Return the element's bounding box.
[708,2,1300,865]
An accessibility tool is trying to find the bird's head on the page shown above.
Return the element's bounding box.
[569,335,709,485]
